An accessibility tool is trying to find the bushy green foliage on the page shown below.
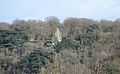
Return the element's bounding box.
[15,28,28,41]
[0,28,28,50]
[18,49,54,74]
[54,37,80,53]
[80,24,100,45]
[75,24,100,46]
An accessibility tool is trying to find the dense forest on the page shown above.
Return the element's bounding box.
[0,16,120,74]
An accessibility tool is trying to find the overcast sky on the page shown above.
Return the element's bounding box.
[0,0,120,23]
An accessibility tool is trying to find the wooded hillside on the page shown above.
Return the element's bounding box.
[0,16,120,74]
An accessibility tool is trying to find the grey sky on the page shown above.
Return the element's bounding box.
[0,0,120,23]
